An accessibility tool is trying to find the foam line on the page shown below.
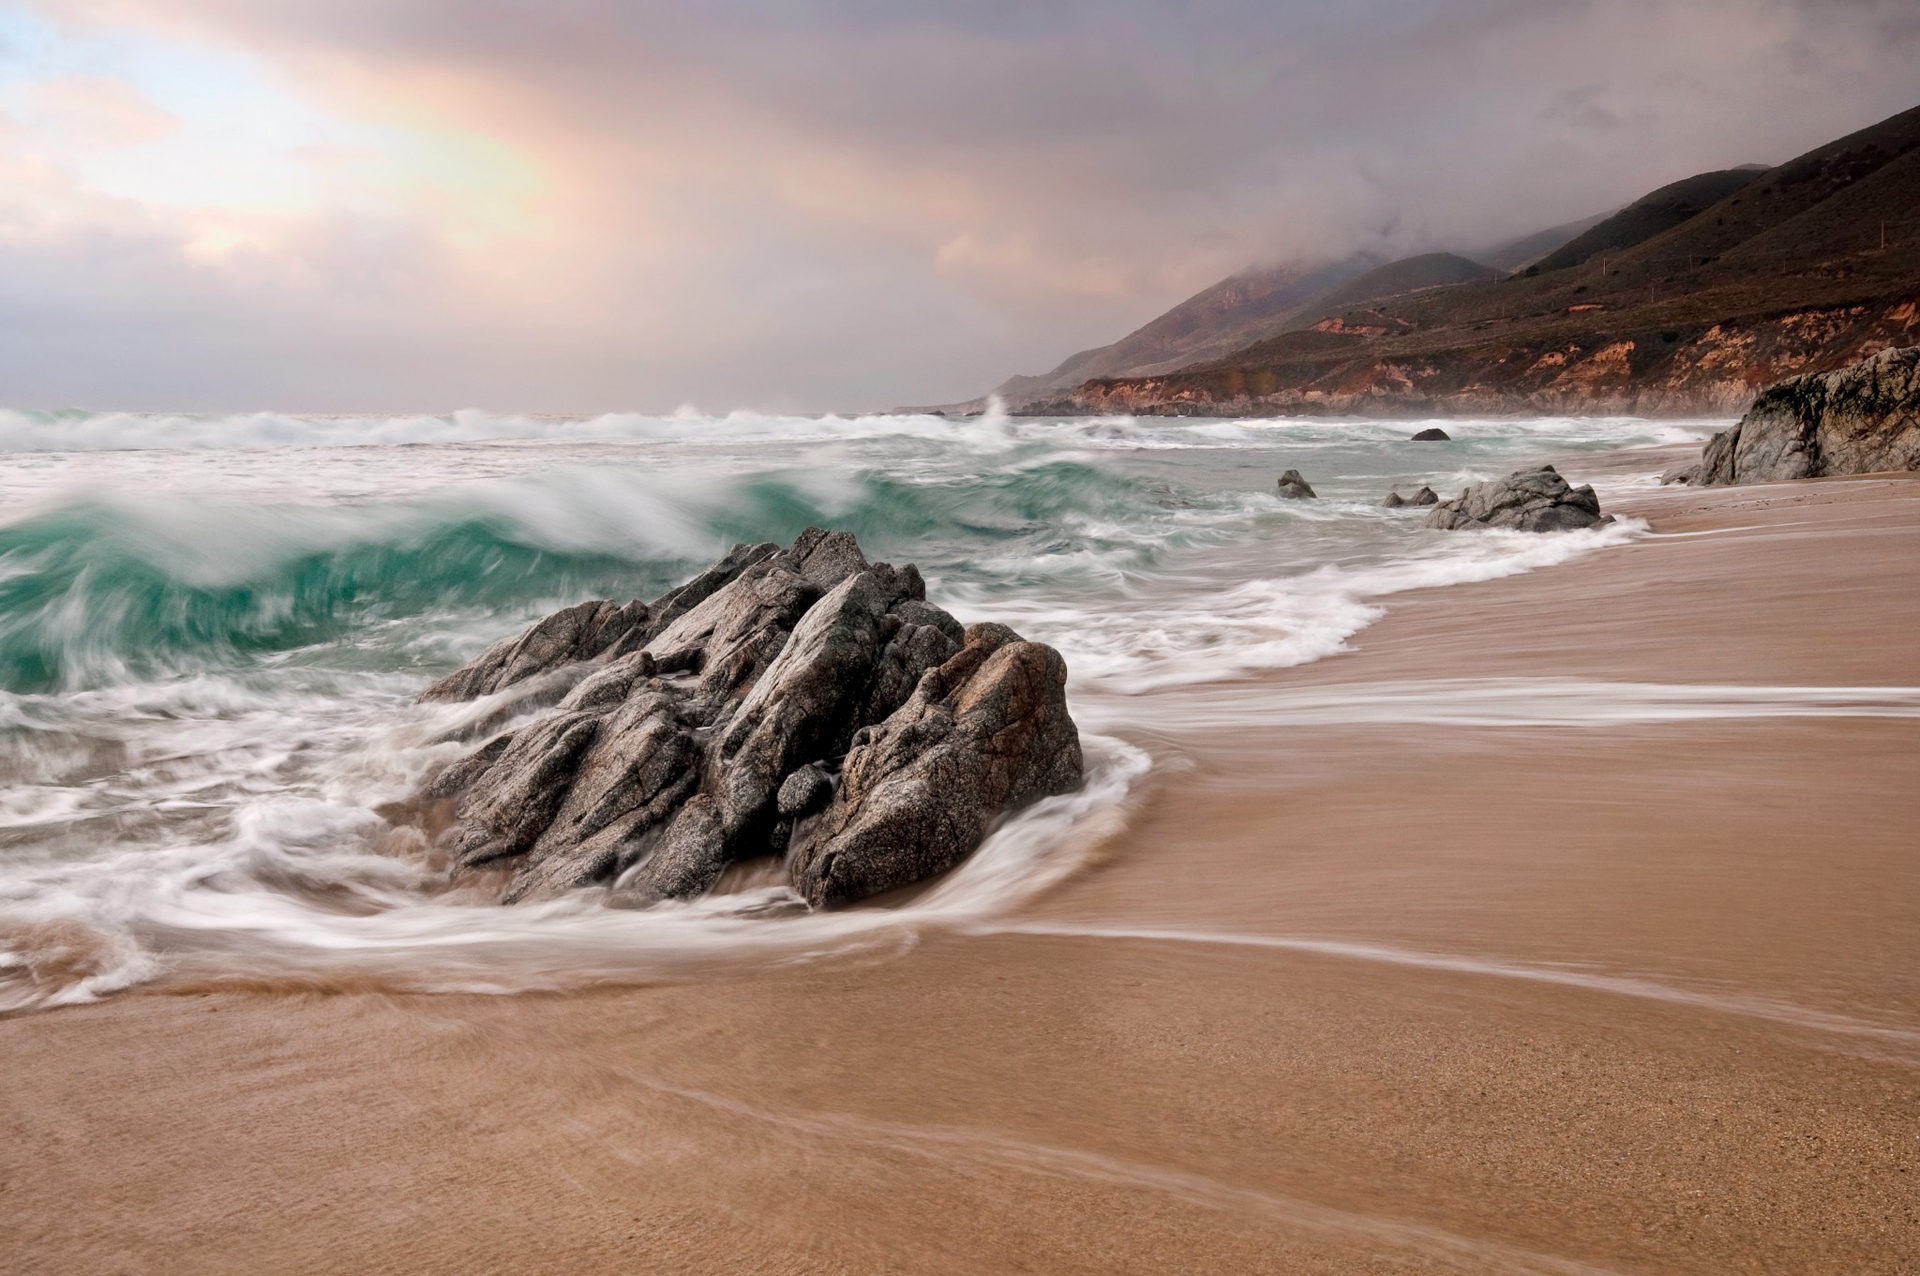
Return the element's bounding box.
[592,1068,1642,1276]
[980,923,1920,1049]
[1073,679,1920,730]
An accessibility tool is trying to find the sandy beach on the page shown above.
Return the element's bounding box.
[4,468,1917,1275]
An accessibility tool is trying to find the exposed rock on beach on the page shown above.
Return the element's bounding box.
[412,529,1083,908]
[1425,465,1609,532]
[1695,345,1920,485]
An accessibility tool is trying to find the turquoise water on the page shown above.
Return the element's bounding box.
[0,407,1712,1010]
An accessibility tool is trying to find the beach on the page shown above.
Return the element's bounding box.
[4,465,1915,1275]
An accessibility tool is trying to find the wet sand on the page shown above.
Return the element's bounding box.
[4,471,1918,1275]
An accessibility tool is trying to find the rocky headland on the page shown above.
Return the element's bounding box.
[407,529,1083,908]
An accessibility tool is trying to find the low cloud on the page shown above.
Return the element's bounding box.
[10,0,1920,411]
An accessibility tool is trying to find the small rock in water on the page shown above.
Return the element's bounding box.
[1411,427,1452,441]
[404,528,1083,909]
[1383,485,1440,509]
[1425,465,1607,532]
[1276,469,1317,499]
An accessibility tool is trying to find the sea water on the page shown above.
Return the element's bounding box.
[0,406,1711,1011]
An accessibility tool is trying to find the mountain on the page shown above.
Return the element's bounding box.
[936,212,1608,414]
[1277,253,1501,329]
[1470,214,1612,272]
[1032,102,1920,418]
[1530,167,1767,273]
[966,254,1383,408]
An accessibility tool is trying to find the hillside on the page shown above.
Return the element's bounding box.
[937,210,1607,411]
[1531,167,1766,272]
[973,254,1382,407]
[1469,213,1610,272]
[1033,102,1920,418]
[1277,253,1501,330]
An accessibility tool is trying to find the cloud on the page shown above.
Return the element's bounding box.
[7,0,1920,410]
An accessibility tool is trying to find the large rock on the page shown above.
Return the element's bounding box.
[407,529,1082,908]
[1276,469,1317,499]
[788,623,1084,908]
[1425,465,1608,532]
[1695,345,1920,485]
[1410,427,1452,441]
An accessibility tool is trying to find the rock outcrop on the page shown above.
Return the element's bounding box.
[1694,345,1920,485]
[1425,466,1609,532]
[1276,470,1317,499]
[1384,486,1440,508]
[412,530,1083,908]
[1410,428,1452,441]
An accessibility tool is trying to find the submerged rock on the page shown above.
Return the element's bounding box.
[1276,469,1317,499]
[1410,427,1452,441]
[409,529,1082,908]
[1694,345,1920,485]
[1425,465,1608,532]
[1384,486,1440,508]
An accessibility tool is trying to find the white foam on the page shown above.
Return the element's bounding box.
[1073,678,1920,731]
[1002,520,1646,694]
[0,729,1148,1012]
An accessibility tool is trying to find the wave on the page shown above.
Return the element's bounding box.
[0,404,1724,455]
[0,459,1190,691]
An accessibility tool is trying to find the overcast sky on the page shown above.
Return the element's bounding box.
[1,0,1916,413]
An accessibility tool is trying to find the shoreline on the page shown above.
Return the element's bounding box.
[4,463,1917,1273]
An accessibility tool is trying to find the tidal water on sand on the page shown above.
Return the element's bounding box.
[0,406,1700,1011]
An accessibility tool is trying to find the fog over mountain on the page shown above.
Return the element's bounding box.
[4,0,1919,411]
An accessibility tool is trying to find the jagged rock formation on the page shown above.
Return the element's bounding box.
[1425,466,1609,532]
[412,530,1083,908]
[1383,486,1440,508]
[1276,470,1317,499]
[1694,345,1920,484]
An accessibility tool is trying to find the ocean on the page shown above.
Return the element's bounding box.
[0,406,1713,1012]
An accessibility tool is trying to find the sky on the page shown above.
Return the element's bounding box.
[0,1,1916,414]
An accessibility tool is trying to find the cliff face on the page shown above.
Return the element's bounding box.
[1041,297,1920,418]
[1695,345,1920,484]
